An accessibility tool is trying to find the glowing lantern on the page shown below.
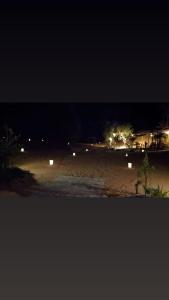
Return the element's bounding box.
[49,160,54,166]
[21,148,25,152]
[128,162,132,169]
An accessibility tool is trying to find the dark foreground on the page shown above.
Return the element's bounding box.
[0,195,169,299]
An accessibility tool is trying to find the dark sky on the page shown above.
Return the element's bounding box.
[0,103,168,141]
[0,2,169,101]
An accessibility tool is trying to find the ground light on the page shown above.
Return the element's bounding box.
[128,162,132,169]
[49,160,54,166]
[21,148,25,152]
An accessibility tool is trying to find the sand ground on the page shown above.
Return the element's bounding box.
[8,148,169,197]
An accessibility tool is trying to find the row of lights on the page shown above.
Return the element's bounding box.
[28,138,45,142]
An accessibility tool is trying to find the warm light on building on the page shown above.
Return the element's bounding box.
[115,145,127,150]
[49,160,54,166]
[163,130,169,135]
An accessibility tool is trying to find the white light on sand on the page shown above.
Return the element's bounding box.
[49,160,54,166]
[21,148,25,152]
[125,153,128,157]
[73,152,76,157]
[128,162,132,169]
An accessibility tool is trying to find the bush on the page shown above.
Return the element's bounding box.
[144,185,169,198]
[138,152,155,192]
[0,125,21,169]
[0,167,38,196]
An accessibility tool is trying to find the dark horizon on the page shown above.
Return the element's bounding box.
[0,103,168,142]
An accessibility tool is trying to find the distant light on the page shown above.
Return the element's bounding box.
[21,148,25,152]
[125,153,128,157]
[142,149,145,152]
[67,142,70,145]
[49,160,54,166]
[41,138,44,142]
[28,138,31,142]
[85,148,89,152]
[128,162,132,169]
[73,152,76,157]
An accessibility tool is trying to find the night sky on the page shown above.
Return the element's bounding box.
[0,103,168,142]
[0,2,169,101]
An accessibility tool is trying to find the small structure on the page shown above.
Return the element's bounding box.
[49,160,54,166]
[128,162,132,169]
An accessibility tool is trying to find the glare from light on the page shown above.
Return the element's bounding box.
[142,149,145,152]
[128,162,132,169]
[164,130,169,135]
[73,152,76,157]
[115,145,127,150]
[28,138,31,142]
[21,148,25,152]
[49,160,54,166]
